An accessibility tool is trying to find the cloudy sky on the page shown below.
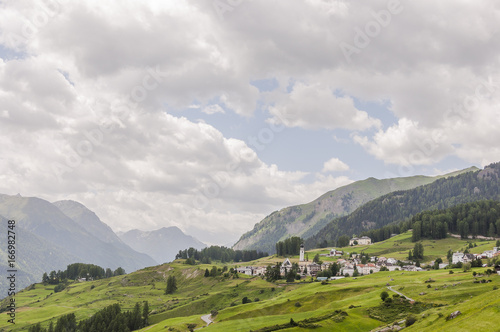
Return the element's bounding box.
[1,0,500,245]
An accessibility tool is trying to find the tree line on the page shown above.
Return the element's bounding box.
[42,263,126,285]
[175,245,268,264]
[275,237,303,256]
[28,301,149,332]
[307,162,500,248]
[410,200,500,241]
[361,200,500,244]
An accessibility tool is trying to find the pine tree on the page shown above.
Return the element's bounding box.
[166,276,177,294]
[143,301,149,326]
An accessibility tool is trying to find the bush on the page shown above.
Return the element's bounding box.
[295,302,302,307]
[406,315,417,327]
[54,284,66,293]
[211,309,218,317]
[242,297,251,304]
[449,270,454,274]
[380,291,389,301]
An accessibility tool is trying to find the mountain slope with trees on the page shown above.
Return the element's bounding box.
[306,163,500,248]
[233,167,478,253]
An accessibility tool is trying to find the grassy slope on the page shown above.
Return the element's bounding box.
[146,268,500,332]
[2,232,498,332]
[278,231,496,264]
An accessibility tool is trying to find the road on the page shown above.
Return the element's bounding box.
[201,314,213,327]
[387,285,414,302]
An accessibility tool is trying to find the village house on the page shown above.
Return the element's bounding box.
[387,258,398,265]
[280,258,293,276]
[254,266,266,276]
[236,266,255,276]
[349,236,372,246]
[452,252,476,264]
[307,262,322,276]
[341,265,355,276]
[329,248,343,257]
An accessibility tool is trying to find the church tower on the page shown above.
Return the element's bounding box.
[300,243,305,262]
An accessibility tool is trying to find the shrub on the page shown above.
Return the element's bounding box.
[380,291,389,301]
[406,315,417,327]
[295,302,302,307]
[449,270,454,274]
[254,298,260,302]
[242,297,251,304]
[211,309,218,317]
[54,284,66,293]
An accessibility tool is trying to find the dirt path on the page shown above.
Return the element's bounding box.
[387,285,414,302]
[449,233,500,240]
[200,314,213,327]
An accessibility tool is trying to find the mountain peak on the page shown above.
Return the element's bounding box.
[119,227,206,263]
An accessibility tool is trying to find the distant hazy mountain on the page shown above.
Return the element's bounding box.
[118,227,206,264]
[233,167,479,253]
[0,194,157,295]
[0,216,80,296]
[52,200,124,245]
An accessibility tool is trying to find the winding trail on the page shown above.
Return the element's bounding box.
[387,285,414,302]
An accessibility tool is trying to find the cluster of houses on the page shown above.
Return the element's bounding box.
[451,247,499,265]
[234,240,500,279]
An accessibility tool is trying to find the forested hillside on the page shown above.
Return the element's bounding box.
[234,168,476,253]
[409,200,500,241]
[306,162,500,248]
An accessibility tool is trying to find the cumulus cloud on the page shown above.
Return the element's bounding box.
[268,83,381,130]
[353,118,454,166]
[1,0,500,243]
[202,104,225,115]
[322,157,350,173]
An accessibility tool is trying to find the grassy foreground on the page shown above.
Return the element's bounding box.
[1,233,498,331]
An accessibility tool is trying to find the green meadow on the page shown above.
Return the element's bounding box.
[1,232,498,332]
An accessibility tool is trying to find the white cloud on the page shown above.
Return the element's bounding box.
[1,0,500,244]
[353,118,454,166]
[202,104,225,115]
[322,157,350,173]
[269,83,381,130]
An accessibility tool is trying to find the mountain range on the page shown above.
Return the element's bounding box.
[306,162,500,248]
[118,227,206,264]
[0,195,204,295]
[233,167,479,253]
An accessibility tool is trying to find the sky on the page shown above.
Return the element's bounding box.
[1,0,500,245]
